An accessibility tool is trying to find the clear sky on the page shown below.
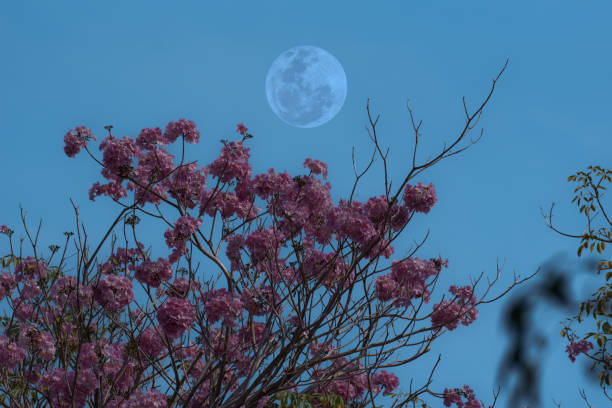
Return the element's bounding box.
[1,1,610,407]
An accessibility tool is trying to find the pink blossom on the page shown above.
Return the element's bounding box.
[372,370,400,395]
[168,162,207,209]
[566,339,594,362]
[127,146,175,205]
[0,272,17,301]
[203,288,243,326]
[240,286,281,316]
[0,224,11,234]
[14,301,34,321]
[163,118,200,144]
[236,122,248,135]
[206,141,252,183]
[403,182,437,213]
[225,234,246,272]
[164,215,202,263]
[14,256,48,282]
[64,126,95,158]
[161,276,201,298]
[239,321,269,346]
[125,388,168,408]
[135,257,173,288]
[431,286,478,331]
[77,343,99,370]
[49,275,93,309]
[99,134,141,182]
[89,180,128,201]
[38,367,97,408]
[326,199,378,245]
[93,274,135,312]
[303,158,328,180]
[0,335,26,369]
[157,296,196,338]
[374,257,440,306]
[139,325,167,359]
[17,324,56,361]
[97,244,145,275]
[375,274,398,301]
[135,127,163,149]
[20,279,42,300]
[244,227,286,266]
[443,385,481,408]
[199,189,258,220]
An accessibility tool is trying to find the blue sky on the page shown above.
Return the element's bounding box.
[1,1,610,407]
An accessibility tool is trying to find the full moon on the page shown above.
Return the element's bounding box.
[265,45,347,128]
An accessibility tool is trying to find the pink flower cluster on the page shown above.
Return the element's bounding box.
[159,276,201,298]
[403,182,437,213]
[134,257,173,288]
[566,339,594,362]
[0,272,17,301]
[225,234,246,272]
[122,388,168,408]
[156,296,196,338]
[206,140,252,184]
[442,385,482,408]
[38,367,97,408]
[301,247,353,288]
[163,118,200,144]
[199,189,258,220]
[236,122,248,135]
[49,275,93,310]
[244,227,287,267]
[371,370,400,395]
[99,134,141,183]
[364,195,411,232]
[138,325,167,359]
[0,335,26,369]
[204,288,244,326]
[238,321,270,347]
[49,120,474,405]
[164,215,202,263]
[64,120,204,207]
[126,145,175,205]
[14,256,48,282]
[240,286,281,316]
[135,127,164,149]
[313,358,399,402]
[303,158,328,180]
[431,285,478,331]
[168,162,208,209]
[0,224,11,234]
[93,274,135,312]
[76,339,137,393]
[97,244,146,275]
[17,323,56,361]
[63,126,95,158]
[375,256,448,306]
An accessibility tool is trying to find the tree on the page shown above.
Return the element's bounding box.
[497,165,612,408]
[543,165,612,395]
[0,61,525,408]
